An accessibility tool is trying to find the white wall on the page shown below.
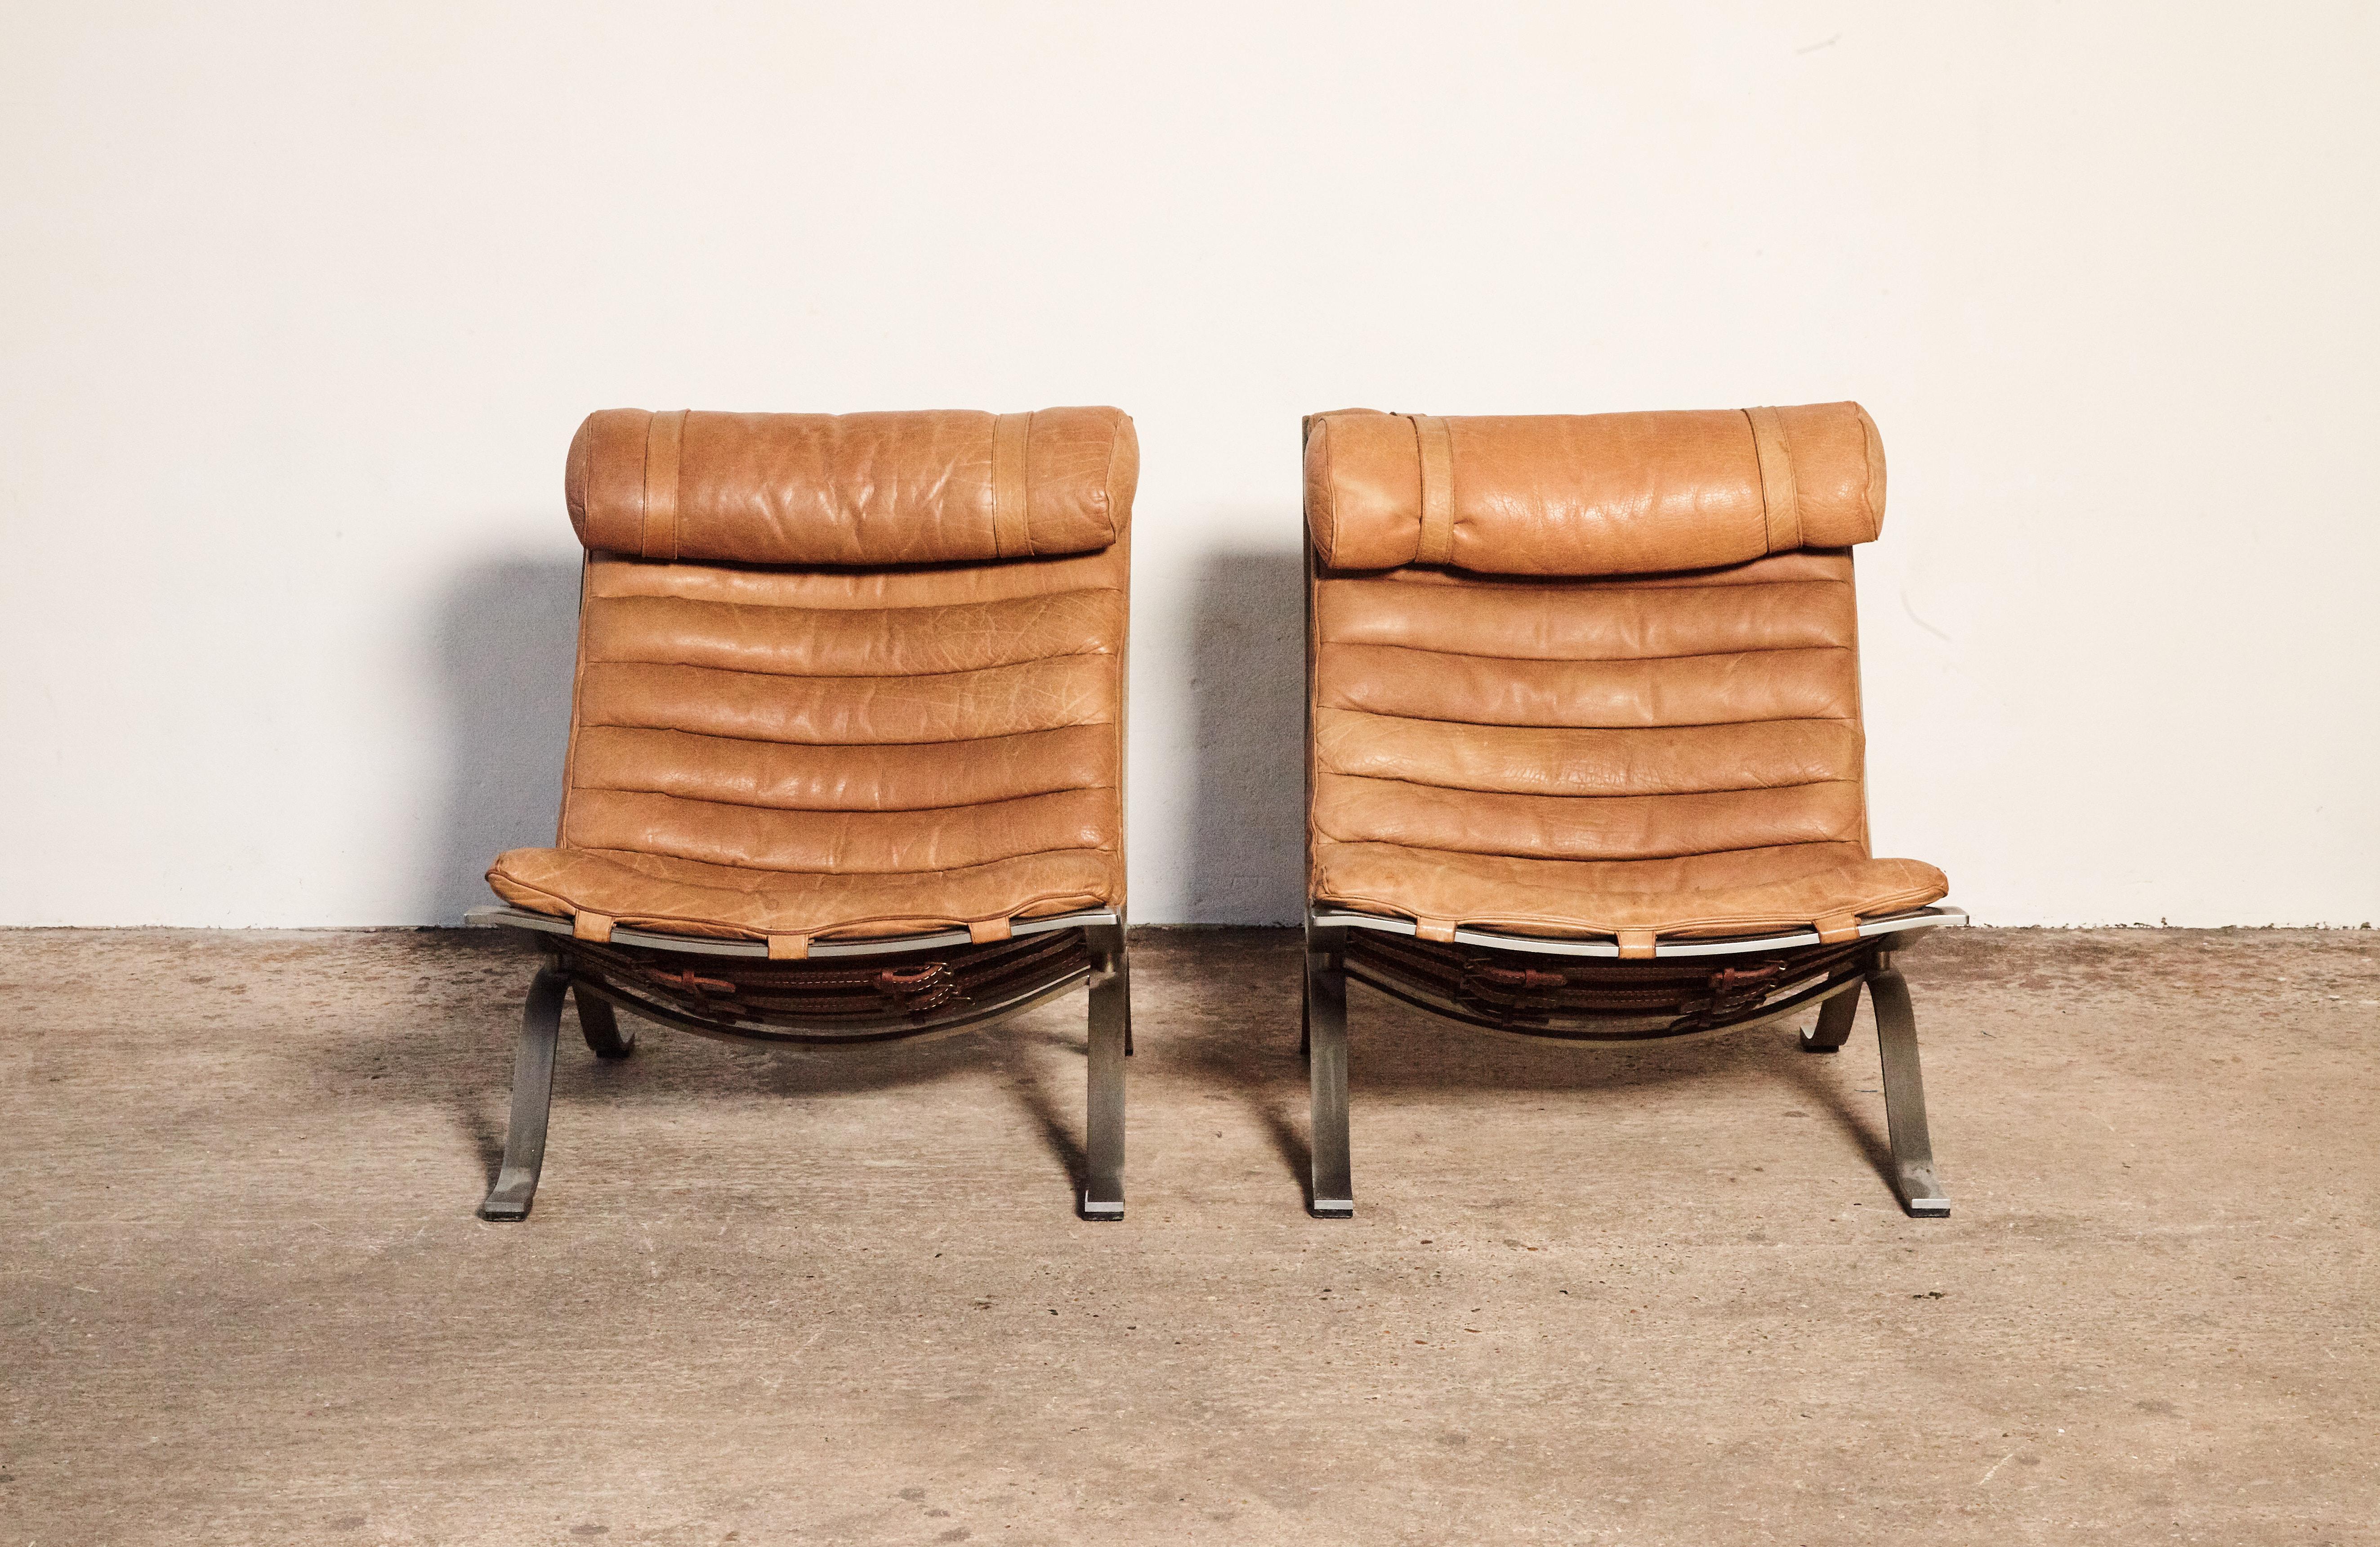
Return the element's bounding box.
[3,3,2375,928]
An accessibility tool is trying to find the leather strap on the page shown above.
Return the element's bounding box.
[766,933,812,961]
[1412,916,1458,943]
[573,911,616,943]
[642,409,687,561]
[1616,929,1657,960]
[991,412,1033,558]
[1410,414,1456,567]
[1745,406,1801,554]
[1813,912,1861,944]
[968,917,1014,944]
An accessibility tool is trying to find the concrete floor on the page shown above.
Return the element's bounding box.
[3,926,2375,1545]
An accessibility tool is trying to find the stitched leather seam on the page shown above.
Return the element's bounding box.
[1101,413,1125,538]
[572,722,1112,756]
[1312,703,1858,731]
[1309,890,1941,939]
[568,843,1115,878]
[572,784,1120,820]
[1317,834,1875,862]
[573,715,1116,748]
[490,894,1111,943]
[1311,830,1862,867]
[582,581,1127,611]
[579,648,1115,685]
[1319,572,1851,599]
[1318,574,1850,601]
[492,873,1114,934]
[1315,640,1853,668]
[1411,414,1455,567]
[991,411,1033,558]
[1744,406,1801,555]
[1313,769,1859,799]
[597,591,1120,622]
[643,410,686,561]
[1313,706,1858,737]
[579,645,1117,680]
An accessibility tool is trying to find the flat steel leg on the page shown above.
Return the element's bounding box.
[1800,978,1862,1052]
[1867,963,1950,1217]
[1118,940,1134,1058]
[1305,924,1353,1218]
[1081,925,1128,1221]
[576,985,635,1060]
[478,964,567,1221]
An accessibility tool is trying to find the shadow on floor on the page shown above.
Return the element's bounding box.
[1139,928,1908,1204]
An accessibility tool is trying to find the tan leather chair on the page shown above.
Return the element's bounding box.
[469,407,1136,1221]
[1300,404,1961,1218]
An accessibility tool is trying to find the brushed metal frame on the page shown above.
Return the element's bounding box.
[468,908,1130,1223]
[1300,910,1956,1222]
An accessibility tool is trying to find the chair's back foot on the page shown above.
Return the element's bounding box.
[476,965,566,1223]
[477,1177,536,1221]
[1870,963,1949,1219]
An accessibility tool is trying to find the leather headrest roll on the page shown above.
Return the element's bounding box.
[567,407,1137,565]
[1305,402,1885,575]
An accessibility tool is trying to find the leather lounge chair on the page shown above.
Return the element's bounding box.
[468,407,1137,1221]
[1299,403,1962,1218]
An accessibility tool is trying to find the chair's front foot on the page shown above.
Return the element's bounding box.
[1868,962,1950,1219]
[477,965,568,1222]
[1305,925,1353,1219]
[1081,926,1129,1222]
[1895,1163,1951,1218]
[477,1176,538,1222]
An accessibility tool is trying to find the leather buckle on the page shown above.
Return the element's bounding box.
[1686,962,1785,1018]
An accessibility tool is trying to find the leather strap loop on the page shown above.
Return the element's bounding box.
[766,933,812,961]
[991,412,1033,558]
[967,917,1015,944]
[642,410,686,561]
[1745,406,1801,554]
[1410,414,1456,567]
[573,911,616,943]
[1615,929,1657,960]
[1813,912,1861,944]
[1412,916,1458,943]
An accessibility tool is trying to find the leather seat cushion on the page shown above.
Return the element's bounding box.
[495,514,1130,951]
[569,406,1136,565]
[1306,548,1948,947]
[1306,402,1882,574]
[1313,838,1947,941]
[489,845,1119,943]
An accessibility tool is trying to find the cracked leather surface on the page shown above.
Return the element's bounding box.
[1306,402,1884,574]
[568,406,1134,566]
[490,408,1133,947]
[1306,406,1946,947]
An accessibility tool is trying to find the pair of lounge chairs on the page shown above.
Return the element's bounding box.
[468,402,1960,1224]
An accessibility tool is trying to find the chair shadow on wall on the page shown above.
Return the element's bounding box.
[1180,546,1317,1190]
[419,554,1101,1195]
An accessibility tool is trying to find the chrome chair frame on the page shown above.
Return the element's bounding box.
[466,905,1130,1223]
[1299,906,1960,1220]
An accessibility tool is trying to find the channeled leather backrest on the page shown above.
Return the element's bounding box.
[1306,405,1887,928]
[555,407,1135,929]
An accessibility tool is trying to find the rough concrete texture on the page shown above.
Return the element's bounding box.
[4,926,2376,1545]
